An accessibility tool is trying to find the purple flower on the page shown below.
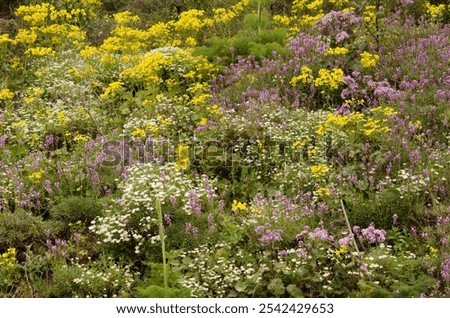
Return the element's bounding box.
[187,189,202,215]
[336,31,349,42]
[338,236,352,246]
[296,248,307,259]
[207,213,215,232]
[164,213,172,226]
[259,229,283,244]
[440,258,450,282]
[73,233,81,244]
[309,227,334,241]
[358,223,386,244]
[278,249,288,257]
[169,195,177,208]
[393,214,398,225]
[185,223,198,237]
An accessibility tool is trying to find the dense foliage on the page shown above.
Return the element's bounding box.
[1,0,450,297]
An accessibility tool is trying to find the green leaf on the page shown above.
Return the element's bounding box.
[286,284,303,297]
[268,278,285,296]
[235,281,248,293]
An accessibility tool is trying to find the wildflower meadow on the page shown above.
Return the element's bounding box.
[0,0,450,298]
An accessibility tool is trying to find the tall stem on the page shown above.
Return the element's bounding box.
[340,199,360,254]
[156,198,168,289]
[257,0,262,36]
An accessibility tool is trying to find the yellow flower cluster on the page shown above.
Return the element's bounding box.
[196,117,208,126]
[232,200,247,212]
[363,118,389,136]
[363,5,377,24]
[310,163,330,178]
[119,52,166,88]
[325,47,349,56]
[335,244,347,257]
[73,133,91,143]
[316,113,349,135]
[0,33,13,46]
[14,29,38,45]
[329,0,348,4]
[424,244,438,260]
[273,15,291,26]
[291,66,314,86]
[317,106,396,137]
[360,51,379,68]
[100,81,124,100]
[25,46,56,57]
[370,106,398,117]
[314,186,331,197]
[0,88,14,101]
[16,3,54,26]
[113,11,140,25]
[306,0,324,11]
[0,248,16,268]
[362,106,397,136]
[131,127,146,139]
[29,168,45,183]
[16,0,100,27]
[176,143,190,170]
[314,68,344,90]
[426,2,447,19]
[290,0,348,31]
[206,104,222,116]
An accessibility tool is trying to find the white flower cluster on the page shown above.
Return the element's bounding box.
[90,163,216,253]
[72,258,136,298]
[396,168,430,198]
[178,243,257,297]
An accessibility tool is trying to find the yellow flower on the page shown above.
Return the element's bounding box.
[293,139,307,148]
[145,123,160,134]
[56,110,66,126]
[113,11,140,24]
[424,244,438,260]
[74,133,90,143]
[325,47,349,56]
[273,15,291,26]
[310,164,330,178]
[131,128,146,139]
[29,169,45,183]
[11,120,27,129]
[197,117,208,126]
[306,0,324,11]
[232,200,247,212]
[185,36,197,47]
[250,206,262,215]
[175,143,190,170]
[335,245,347,257]
[25,47,56,57]
[426,2,446,19]
[291,66,314,86]
[14,29,38,44]
[363,5,377,24]
[207,104,222,116]
[314,187,331,197]
[363,118,389,136]
[0,33,13,45]
[100,81,124,100]
[314,68,344,90]
[0,247,17,268]
[316,113,349,135]
[360,51,379,68]
[0,88,14,101]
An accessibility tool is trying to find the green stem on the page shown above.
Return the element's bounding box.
[340,199,360,254]
[257,0,262,36]
[156,197,168,289]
